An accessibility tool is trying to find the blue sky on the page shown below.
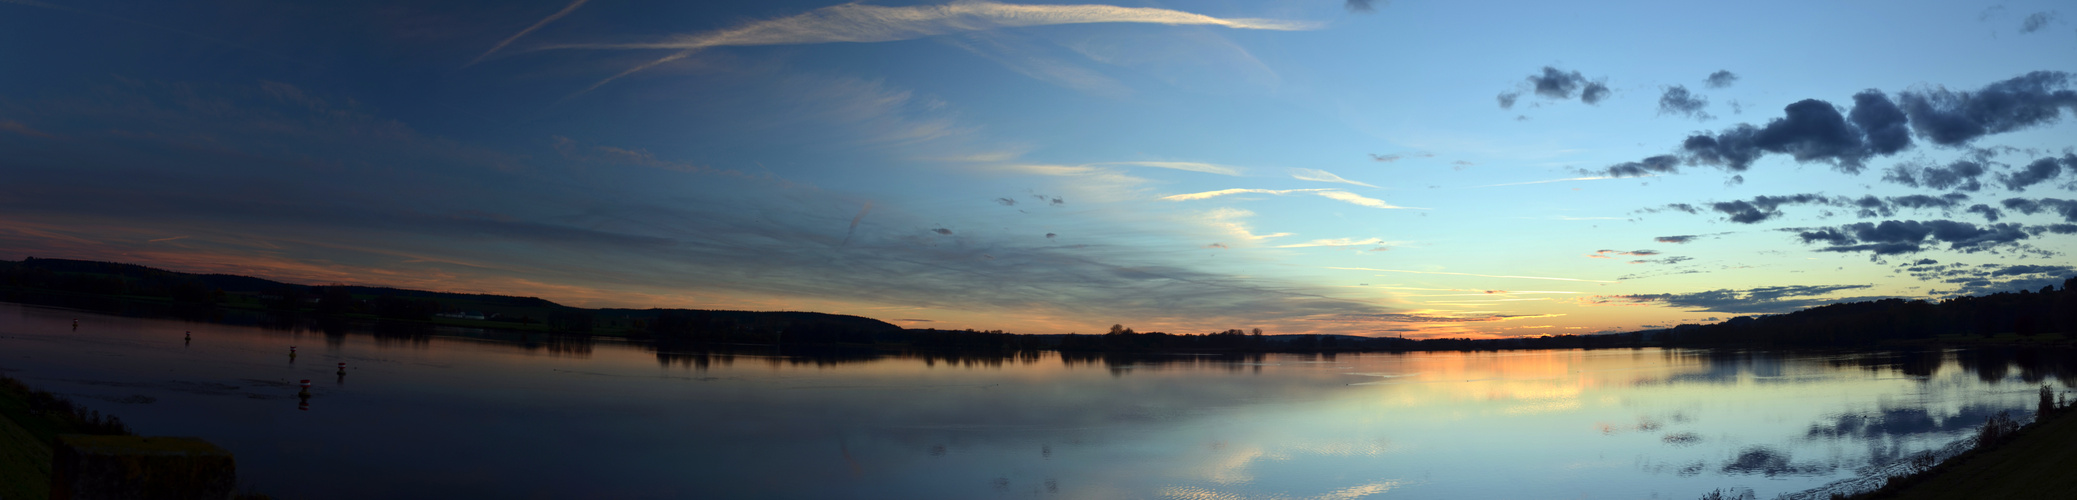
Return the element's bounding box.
[1,0,2074,337]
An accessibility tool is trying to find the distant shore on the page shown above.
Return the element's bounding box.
[4,257,2074,354]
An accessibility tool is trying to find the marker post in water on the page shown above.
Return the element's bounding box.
[337,362,346,375]
[288,346,297,361]
[298,379,311,398]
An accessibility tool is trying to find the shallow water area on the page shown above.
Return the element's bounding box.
[1,302,2068,499]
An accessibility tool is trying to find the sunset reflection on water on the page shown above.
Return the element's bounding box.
[2,303,2068,499]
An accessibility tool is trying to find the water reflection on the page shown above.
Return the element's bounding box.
[1804,404,2009,442]
[1720,446,1835,477]
[8,302,2077,500]
[520,333,594,358]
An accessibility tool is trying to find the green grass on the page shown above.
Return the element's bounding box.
[0,412,51,500]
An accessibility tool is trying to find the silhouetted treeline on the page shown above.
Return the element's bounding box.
[0,258,897,339]
[6,257,2072,353]
[626,308,903,345]
[1652,276,2077,348]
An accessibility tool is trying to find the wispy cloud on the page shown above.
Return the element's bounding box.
[467,0,590,67]
[1202,208,1291,241]
[0,119,57,139]
[1586,284,1887,314]
[1330,267,1618,283]
[534,1,1319,91]
[1587,249,1659,259]
[1276,237,1400,249]
[1470,176,1633,188]
[1160,188,1328,201]
[1095,161,1243,176]
[1313,191,1417,209]
[1290,168,1376,187]
[1160,188,1418,210]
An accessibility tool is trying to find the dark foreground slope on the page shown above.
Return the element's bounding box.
[1883,414,2077,499]
[1844,393,2077,500]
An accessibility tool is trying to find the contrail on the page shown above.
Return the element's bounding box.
[466,0,590,67]
[1469,176,1644,188]
[1329,267,1618,283]
[538,1,1319,95]
[839,202,873,247]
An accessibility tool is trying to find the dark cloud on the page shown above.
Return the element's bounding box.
[1530,67,1588,99]
[1887,193,1970,210]
[1596,154,1682,178]
[1683,96,1911,173]
[1705,70,1739,89]
[1588,249,1659,259]
[1795,219,2031,255]
[1345,0,1383,13]
[1601,284,1882,314]
[1896,71,2077,146]
[1707,193,1831,223]
[1849,90,1913,156]
[931,228,953,235]
[1966,204,2003,222]
[1656,235,1696,243]
[1848,195,1892,218]
[1680,124,1763,171]
[1750,99,1874,172]
[2001,197,2077,222]
[1370,153,1403,162]
[1658,85,1711,120]
[1998,153,2075,191]
[1581,81,1611,105]
[1900,262,2076,297]
[2020,12,2058,33]
[1607,72,2068,181]
[1881,159,1987,191]
[995,197,1016,206]
[1513,66,1609,105]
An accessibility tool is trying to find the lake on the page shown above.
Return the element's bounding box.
[1,301,2068,499]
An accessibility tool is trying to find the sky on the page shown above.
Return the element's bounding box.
[1,0,2074,338]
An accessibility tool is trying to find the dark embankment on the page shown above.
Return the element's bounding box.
[0,257,901,343]
[1846,389,2077,500]
[0,375,135,500]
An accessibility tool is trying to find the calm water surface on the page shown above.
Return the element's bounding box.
[2,302,2068,499]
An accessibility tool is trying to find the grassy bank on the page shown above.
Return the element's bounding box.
[1848,395,2077,499]
[0,408,51,500]
[0,375,131,500]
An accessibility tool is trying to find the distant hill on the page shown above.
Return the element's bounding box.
[0,257,899,343]
[2,256,2071,352]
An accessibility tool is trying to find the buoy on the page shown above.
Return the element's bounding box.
[298,379,311,398]
[289,346,297,360]
[336,362,346,375]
